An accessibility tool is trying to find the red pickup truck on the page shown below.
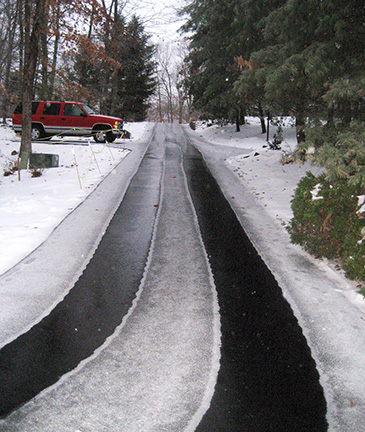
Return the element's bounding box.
[12,101,124,143]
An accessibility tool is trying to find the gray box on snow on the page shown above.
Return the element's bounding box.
[29,153,59,169]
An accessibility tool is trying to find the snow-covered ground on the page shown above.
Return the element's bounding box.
[0,122,151,275]
[197,118,317,223]
[197,118,364,296]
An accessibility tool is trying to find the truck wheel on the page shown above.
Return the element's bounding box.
[105,131,116,143]
[32,125,45,140]
[93,129,106,143]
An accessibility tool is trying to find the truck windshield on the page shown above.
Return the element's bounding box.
[82,104,95,115]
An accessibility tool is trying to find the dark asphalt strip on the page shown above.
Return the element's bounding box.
[182,143,328,432]
[0,139,163,418]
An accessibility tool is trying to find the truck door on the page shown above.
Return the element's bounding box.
[62,103,91,136]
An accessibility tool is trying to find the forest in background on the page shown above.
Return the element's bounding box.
[181,0,364,184]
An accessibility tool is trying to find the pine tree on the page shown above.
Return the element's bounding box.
[181,0,246,129]
[257,0,332,142]
[73,14,156,121]
[183,0,364,153]
[293,0,365,186]
[232,0,286,132]
[260,0,364,144]
[114,16,156,121]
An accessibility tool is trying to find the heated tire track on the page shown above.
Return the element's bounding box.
[0,124,220,432]
[0,133,164,417]
[182,134,328,432]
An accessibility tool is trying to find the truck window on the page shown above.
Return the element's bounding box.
[82,104,95,115]
[13,102,40,115]
[32,102,40,114]
[64,104,84,116]
[43,102,61,115]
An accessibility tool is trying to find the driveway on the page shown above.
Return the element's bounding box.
[0,124,363,431]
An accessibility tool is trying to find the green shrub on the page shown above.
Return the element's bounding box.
[288,172,365,282]
[294,121,365,190]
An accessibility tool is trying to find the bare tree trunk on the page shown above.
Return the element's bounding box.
[20,0,47,169]
[235,107,240,132]
[156,41,176,123]
[109,0,119,116]
[325,106,334,128]
[18,0,24,92]
[258,101,266,134]
[157,72,163,122]
[39,29,48,99]
[1,0,17,122]
[296,110,306,144]
[49,20,60,99]
[167,73,173,123]
[341,100,352,126]
[109,72,119,116]
[161,74,173,123]
[177,88,184,124]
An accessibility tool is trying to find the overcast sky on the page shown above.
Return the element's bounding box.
[122,0,187,41]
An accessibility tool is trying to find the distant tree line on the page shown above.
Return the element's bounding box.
[181,0,364,187]
[0,0,156,122]
[148,39,192,124]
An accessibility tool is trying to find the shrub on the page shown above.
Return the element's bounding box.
[3,159,19,176]
[30,168,43,178]
[294,121,365,190]
[269,124,283,150]
[288,172,365,282]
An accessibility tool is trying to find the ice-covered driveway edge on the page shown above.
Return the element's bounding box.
[183,126,365,432]
[0,130,155,348]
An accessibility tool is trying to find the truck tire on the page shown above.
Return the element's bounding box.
[93,128,116,143]
[93,129,106,143]
[32,124,45,141]
[105,131,116,143]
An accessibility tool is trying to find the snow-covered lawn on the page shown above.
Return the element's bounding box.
[197,118,364,293]
[0,122,151,275]
[197,118,320,225]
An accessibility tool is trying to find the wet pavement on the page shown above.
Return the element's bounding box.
[0,128,164,416]
[0,124,328,431]
[183,138,327,431]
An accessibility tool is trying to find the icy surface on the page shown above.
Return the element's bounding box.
[0,119,364,431]
[185,120,365,431]
[0,125,220,432]
[0,123,154,346]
